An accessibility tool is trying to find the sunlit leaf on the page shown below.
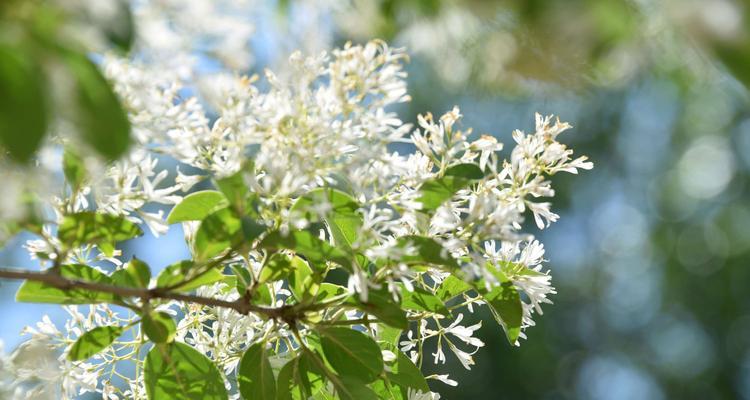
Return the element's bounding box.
[418,163,483,211]
[238,342,276,400]
[16,264,118,304]
[68,325,123,361]
[167,191,229,224]
[144,342,227,400]
[142,311,176,343]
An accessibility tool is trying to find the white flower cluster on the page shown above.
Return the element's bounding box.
[4,4,590,396]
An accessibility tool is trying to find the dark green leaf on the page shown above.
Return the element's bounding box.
[238,342,276,400]
[167,191,229,224]
[259,230,352,271]
[68,325,123,361]
[386,350,429,393]
[143,311,176,343]
[144,342,227,400]
[349,291,409,330]
[16,264,118,304]
[156,260,225,292]
[320,327,383,383]
[61,51,130,160]
[332,375,379,400]
[418,163,483,211]
[0,43,49,163]
[58,211,142,249]
[111,257,151,288]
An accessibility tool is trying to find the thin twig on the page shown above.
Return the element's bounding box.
[0,267,286,318]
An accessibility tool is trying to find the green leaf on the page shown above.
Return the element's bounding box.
[292,188,362,247]
[388,236,459,270]
[277,353,326,400]
[320,327,383,383]
[314,283,349,303]
[481,281,523,344]
[0,43,49,163]
[288,256,320,302]
[68,325,123,361]
[16,264,118,304]
[58,212,142,249]
[238,342,276,400]
[214,167,257,216]
[102,0,135,53]
[63,147,87,191]
[144,342,228,400]
[111,257,151,288]
[259,230,352,271]
[259,253,294,284]
[167,191,230,224]
[401,287,450,316]
[386,350,429,394]
[349,291,409,330]
[143,311,176,343]
[61,51,130,160]
[193,208,241,261]
[156,260,225,292]
[232,264,254,294]
[436,275,472,302]
[418,163,483,211]
[332,376,379,400]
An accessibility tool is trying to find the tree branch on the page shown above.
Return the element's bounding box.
[0,267,287,318]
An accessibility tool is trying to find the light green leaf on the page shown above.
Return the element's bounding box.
[58,212,142,249]
[0,43,49,163]
[143,311,176,343]
[259,230,352,271]
[193,208,241,261]
[111,257,151,288]
[68,325,123,361]
[401,287,450,316]
[419,163,483,211]
[238,342,276,400]
[167,191,229,224]
[144,342,228,400]
[288,256,320,302]
[481,280,523,344]
[436,275,472,302]
[320,327,384,383]
[63,147,87,191]
[155,260,225,292]
[16,264,118,304]
[62,51,130,160]
[277,353,326,400]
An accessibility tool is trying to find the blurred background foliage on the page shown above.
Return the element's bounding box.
[2,0,750,399]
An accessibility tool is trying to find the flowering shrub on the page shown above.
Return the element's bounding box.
[0,4,591,400]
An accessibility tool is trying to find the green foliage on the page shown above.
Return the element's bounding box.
[144,342,228,400]
[16,264,118,304]
[0,43,49,163]
[155,260,225,292]
[111,257,152,288]
[480,281,523,343]
[61,51,131,160]
[167,191,230,224]
[259,230,352,271]
[348,291,409,330]
[319,327,384,383]
[419,163,483,211]
[142,311,176,343]
[238,342,277,400]
[57,212,142,252]
[68,325,123,361]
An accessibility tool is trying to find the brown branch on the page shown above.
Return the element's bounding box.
[0,267,288,319]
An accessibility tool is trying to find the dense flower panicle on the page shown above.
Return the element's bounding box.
[4,18,591,397]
